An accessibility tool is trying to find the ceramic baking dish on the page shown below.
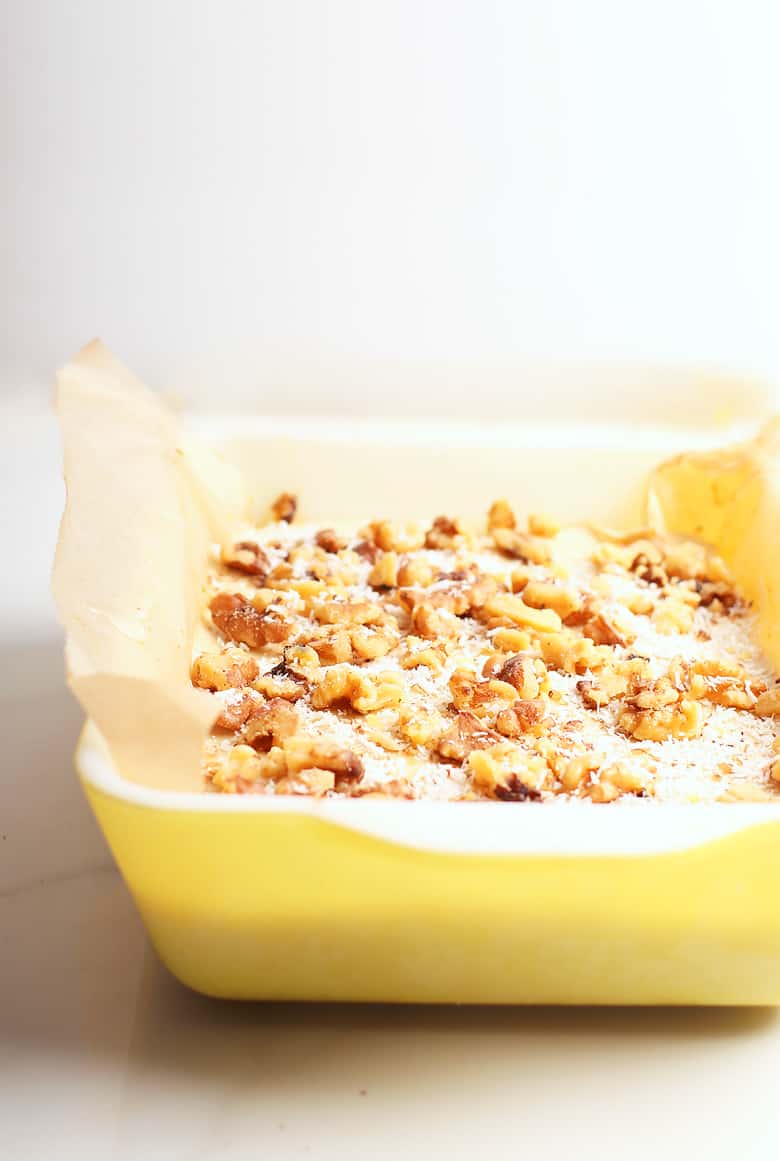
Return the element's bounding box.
[64,363,780,1004]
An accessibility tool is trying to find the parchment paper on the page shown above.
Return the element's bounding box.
[648,418,780,671]
[53,341,247,790]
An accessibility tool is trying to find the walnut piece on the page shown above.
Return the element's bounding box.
[487,499,516,531]
[315,528,348,553]
[483,593,562,634]
[495,654,542,699]
[311,665,405,714]
[436,712,502,762]
[522,580,581,620]
[424,515,464,549]
[222,540,270,578]
[210,593,293,648]
[491,526,551,565]
[244,697,299,751]
[191,649,259,691]
[368,551,399,589]
[270,492,297,523]
[282,735,364,782]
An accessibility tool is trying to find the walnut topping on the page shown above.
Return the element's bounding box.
[491,526,551,565]
[311,665,405,714]
[493,775,543,801]
[213,690,262,731]
[467,745,548,799]
[210,593,293,648]
[527,513,560,538]
[400,639,446,672]
[312,599,385,626]
[487,499,516,531]
[482,593,562,634]
[200,497,776,804]
[754,688,780,717]
[368,551,399,589]
[424,515,464,549]
[397,556,434,587]
[222,540,271,578]
[411,602,459,639]
[436,712,502,762]
[398,706,445,747]
[270,492,297,523]
[244,697,299,751]
[495,654,543,699]
[315,528,348,553]
[617,697,705,742]
[363,520,424,553]
[449,668,518,717]
[522,579,581,620]
[282,735,364,783]
[191,649,259,691]
[353,538,379,562]
[495,700,544,738]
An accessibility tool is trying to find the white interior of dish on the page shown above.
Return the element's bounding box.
[77,373,780,855]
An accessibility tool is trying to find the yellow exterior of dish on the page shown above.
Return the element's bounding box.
[83,778,780,1005]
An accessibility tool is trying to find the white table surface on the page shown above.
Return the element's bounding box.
[3,399,780,1161]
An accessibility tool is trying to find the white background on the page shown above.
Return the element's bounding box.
[4,0,780,412]
[3,2,780,1158]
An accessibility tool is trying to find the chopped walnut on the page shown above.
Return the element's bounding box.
[467,745,548,799]
[311,665,405,714]
[368,551,399,589]
[449,668,518,717]
[492,627,533,653]
[576,666,630,709]
[244,697,299,751]
[270,492,297,523]
[353,539,379,563]
[222,540,271,578]
[282,735,364,783]
[483,593,562,634]
[411,602,459,639]
[653,595,696,635]
[208,743,269,792]
[201,496,775,804]
[487,499,516,531]
[191,649,259,691]
[495,700,544,738]
[423,515,464,549]
[398,706,445,747]
[687,659,764,710]
[277,768,336,796]
[495,654,542,699]
[363,520,424,553]
[213,690,262,731]
[754,688,780,717]
[252,670,307,701]
[527,513,560,538]
[436,712,502,762]
[536,629,613,675]
[491,526,551,565]
[309,628,354,665]
[210,593,293,648]
[617,697,705,742]
[315,528,348,553]
[397,556,434,587]
[312,599,385,626]
[400,639,446,672]
[522,579,582,620]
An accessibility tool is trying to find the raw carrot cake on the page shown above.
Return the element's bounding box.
[192,494,780,803]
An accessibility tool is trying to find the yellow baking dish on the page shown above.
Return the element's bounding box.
[61,353,780,1004]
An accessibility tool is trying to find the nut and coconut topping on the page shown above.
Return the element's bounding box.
[194,496,780,802]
